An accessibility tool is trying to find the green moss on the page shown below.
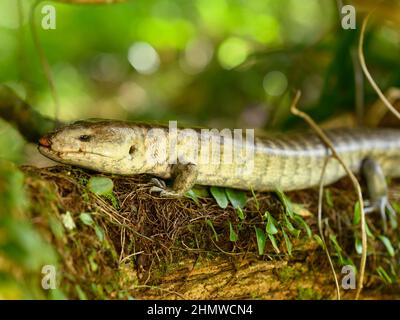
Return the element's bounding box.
[277,266,300,283]
[296,287,322,300]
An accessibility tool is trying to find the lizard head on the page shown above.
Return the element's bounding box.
[38,119,146,174]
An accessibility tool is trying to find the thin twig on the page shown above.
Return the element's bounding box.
[211,239,244,256]
[351,48,365,125]
[359,13,400,121]
[318,156,341,300]
[127,284,186,300]
[120,251,144,264]
[119,227,126,262]
[290,91,367,300]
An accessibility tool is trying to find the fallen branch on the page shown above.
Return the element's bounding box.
[0,85,58,143]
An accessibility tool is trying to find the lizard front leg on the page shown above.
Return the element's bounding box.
[362,158,397,232]
[150,163,198,197]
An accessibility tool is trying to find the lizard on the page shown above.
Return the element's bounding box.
[38,119,400,230]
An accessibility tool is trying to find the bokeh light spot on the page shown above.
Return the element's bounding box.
[118,82,148,113]
[217,37,249,70]
[181,38,213,74]
[263,71,288,96]
[128,42,160,75]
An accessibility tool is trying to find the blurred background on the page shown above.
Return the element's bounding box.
[0,0,400,162]
[1,0,400,300]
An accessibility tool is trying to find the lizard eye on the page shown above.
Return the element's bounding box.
[129,145,136,155]
[78,135,92,142]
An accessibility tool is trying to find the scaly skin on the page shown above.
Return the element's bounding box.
[38,119,400,195]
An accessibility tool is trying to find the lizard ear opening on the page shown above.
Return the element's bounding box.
[129,145,136,155]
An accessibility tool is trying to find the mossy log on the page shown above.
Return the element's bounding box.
[10,165,399,300]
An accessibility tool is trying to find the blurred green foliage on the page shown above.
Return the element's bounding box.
[0,0,400,299]
[0,160,60,299]
[0,0,397,139]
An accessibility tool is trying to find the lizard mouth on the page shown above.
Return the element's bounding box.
[38,146,110,158]
[38,135,59,159]
[39,136,52,148]
[38,134,125,162]
[38,141,120,161]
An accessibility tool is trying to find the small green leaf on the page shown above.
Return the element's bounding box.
[355,237,363,255]
[79,213,94,226]
[88,176,114,195]
[325,189,334,208]
[192,186,210,198]
[266,213,278,235]
[185,187,209,204]
[268,234,280,254]
[353,201,361,225]
[313,234,325,250]
[250,187,260,211]
[289,229,301,238]
[284,215,294,230]
[378,235,395,257]
[236,207,245,220]
[293,214,312,238]
[275,189,294,218]
[292,203,313,217]
[210,187,228,209]
[255,227,266,256]
[343,257,355,267]
[206,219,219,241]
[225,188,247,209]
[48,216,65,239]
[94,224,105,242]
[229,222,238,242]
[329,235,345,265]
[75,285,88,300]
[376,266,393,284]
[285,215,300,238]
[105,193,119,209]
[365,222,375,239]
[88,252,98,272]
[392,202,400,214]
[61,211,76,231]
[185,189,199,205]
[282,229,292,256]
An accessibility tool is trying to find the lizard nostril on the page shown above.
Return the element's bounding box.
[39,136,52,148]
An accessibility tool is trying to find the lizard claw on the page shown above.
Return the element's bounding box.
[149,179,182,198]
[150,178,167,189]
[361,158,398,233]
[149,186,164,194]
[378,198,388,233]
[364,196,398,233]
[149,186,181,198]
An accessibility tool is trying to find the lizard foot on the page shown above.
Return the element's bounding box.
[361,158,398,233]
[150,177,167,189]
[364,196,398,232]
[149,178,182,198]
[149,186,182,198]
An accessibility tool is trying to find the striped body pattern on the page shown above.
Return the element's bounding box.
[38,120,400,192]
